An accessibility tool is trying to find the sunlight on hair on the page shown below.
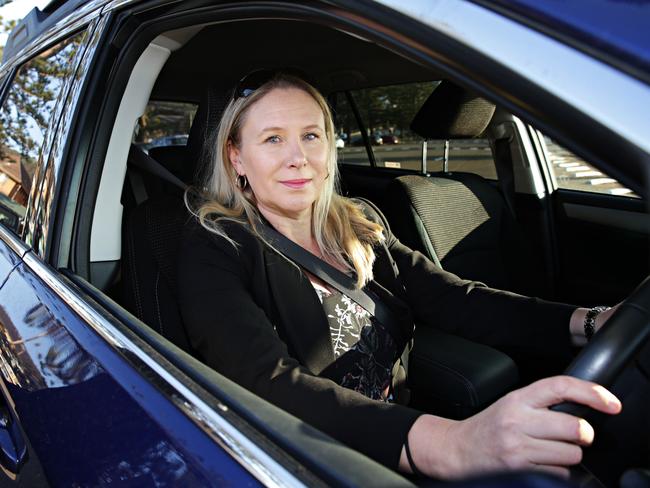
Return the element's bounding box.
[185,73,384,288]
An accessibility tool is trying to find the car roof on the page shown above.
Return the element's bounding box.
[1,0,93,64]
[5,0,649,83]
[477,0,650,83]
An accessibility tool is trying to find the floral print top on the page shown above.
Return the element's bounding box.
[312,281,398,402]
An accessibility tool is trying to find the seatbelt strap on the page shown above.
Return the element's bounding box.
[255,222,405,344]
[128,144,189,192]
[494,137,517,220]
[127,169,148,205]
[350,196,415,388]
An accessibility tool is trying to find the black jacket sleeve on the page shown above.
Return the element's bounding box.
[384,229,576,364]
[177,223,421,469]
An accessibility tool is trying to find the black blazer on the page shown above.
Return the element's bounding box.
[177,205,575,468]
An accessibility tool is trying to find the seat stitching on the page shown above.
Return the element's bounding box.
[154,270,164,335]
[396,177,442,266]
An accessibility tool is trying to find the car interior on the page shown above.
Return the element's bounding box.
[62,9,649,486]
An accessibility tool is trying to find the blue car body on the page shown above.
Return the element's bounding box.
[479,0,650,77]
[0,0,648,486]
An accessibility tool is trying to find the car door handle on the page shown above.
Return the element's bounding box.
[0,405,27,473]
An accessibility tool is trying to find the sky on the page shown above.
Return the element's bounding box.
[0,0,50,46]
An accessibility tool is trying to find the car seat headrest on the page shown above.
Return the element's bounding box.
[410,82,496,140]
[186,85,232,174]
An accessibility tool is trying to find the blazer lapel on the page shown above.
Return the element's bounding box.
[264,248,335,374]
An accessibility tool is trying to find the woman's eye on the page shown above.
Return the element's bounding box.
[265,135,281,144]
[304,132,319,141]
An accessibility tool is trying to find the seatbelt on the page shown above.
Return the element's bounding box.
[255,222,408,348]
[256,216,414,404]
[494,137,518,220]
[128,144,189,192]
[127,169,148,206]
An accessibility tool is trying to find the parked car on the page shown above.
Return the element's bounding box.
[380,134,399,145]
[145,134,189,150]
[0,0,648,486]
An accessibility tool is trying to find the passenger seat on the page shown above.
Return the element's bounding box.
[385,82,548,298]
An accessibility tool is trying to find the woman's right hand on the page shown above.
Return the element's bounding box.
[402,376,621,479]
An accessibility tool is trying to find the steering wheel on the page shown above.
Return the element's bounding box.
[552,275,650,416]
[551,276,650,485]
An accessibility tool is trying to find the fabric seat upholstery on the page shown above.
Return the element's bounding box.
[122,196,193,351]
[386,172,546,297]
[121,85,229,349]
[385,82,548,297]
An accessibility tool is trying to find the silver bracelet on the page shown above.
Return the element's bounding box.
[584,306,610,341]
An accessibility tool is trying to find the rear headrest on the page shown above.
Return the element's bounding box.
[187,86,232,174]
[410,82,495,140]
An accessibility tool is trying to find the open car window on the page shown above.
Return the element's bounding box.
[334,81,497,179]
[541,134,638,197]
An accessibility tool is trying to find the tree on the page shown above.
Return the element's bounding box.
[0,0,16,58]
[350,82,435,141]
[0,31,85,192]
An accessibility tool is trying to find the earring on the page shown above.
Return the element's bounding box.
[235,174,248,190]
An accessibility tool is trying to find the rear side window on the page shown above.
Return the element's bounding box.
[134,101,198,152]
[335,82,497,179]
[542,135,637,197]
[0,32,87,234]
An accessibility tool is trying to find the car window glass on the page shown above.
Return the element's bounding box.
[331,92,368,166]
[442,139,496,179]
[134,101,198,152]
[0,32,86,233]
[336,82,497,179]
[347,82,434,170]
[542,135,637,197]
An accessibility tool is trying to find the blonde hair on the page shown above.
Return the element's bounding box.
[188,73,384,287]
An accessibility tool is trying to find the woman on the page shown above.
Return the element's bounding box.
[178,71,620,479]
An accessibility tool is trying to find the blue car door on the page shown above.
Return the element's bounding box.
[0,239,260,486]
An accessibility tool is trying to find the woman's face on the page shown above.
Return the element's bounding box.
[229,87,329,221]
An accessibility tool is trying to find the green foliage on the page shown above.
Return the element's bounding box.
[0,6,17,56]
[355,82,435,139]
[2,17,16,34]
[334,81,437,144]
[0,0,16,37]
